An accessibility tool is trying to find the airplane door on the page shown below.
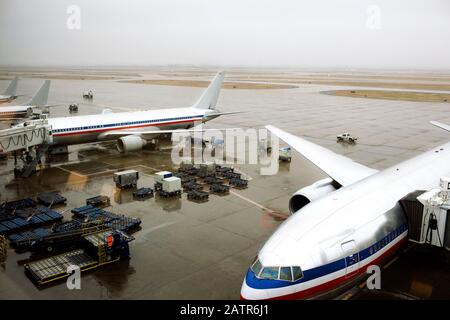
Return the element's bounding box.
[341,240,360,278]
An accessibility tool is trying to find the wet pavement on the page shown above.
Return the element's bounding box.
[0,68,449,299]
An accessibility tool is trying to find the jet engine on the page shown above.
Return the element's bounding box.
[117,135,147,153]
[289,178,340,213]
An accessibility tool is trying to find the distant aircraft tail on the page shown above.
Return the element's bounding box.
[192,71,225,110]
[4,76,18,96]
[26,80,50,107]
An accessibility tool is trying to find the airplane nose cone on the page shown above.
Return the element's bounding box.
[240,269,269,300]
[240,278,251,300]
[240,278,256,300]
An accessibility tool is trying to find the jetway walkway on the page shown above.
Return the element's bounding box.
[0,119,54,178]
[0,119,53,154]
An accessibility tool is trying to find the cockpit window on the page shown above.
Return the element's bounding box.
[260,267,279,280]
[279,267,293,281]
[292,266,303,280]
[251,259,263,276]
[252,258,303,282]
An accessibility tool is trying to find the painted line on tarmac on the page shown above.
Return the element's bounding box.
[341,293,353,300]
[383,256,399,269]
[56,166,85,178]
[230,190,289,219]
[135,221,178,244]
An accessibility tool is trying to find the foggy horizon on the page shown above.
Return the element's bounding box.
[1,0,450,70]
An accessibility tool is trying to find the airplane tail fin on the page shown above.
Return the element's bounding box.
[4,76,18,96]
[192,71,225,110]
[26,80,50,107]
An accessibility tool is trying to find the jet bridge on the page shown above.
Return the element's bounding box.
[0,119,53,153]
[0,118,53,177]
[399,178,450,250]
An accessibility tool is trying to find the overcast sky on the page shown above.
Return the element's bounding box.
[1,0,449,69]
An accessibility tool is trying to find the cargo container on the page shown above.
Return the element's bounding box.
[279,147,292,162]
[154,171,173,184]
[113,170,139,188]
[162,177,182,193]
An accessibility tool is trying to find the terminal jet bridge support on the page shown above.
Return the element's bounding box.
[0,119,53,178]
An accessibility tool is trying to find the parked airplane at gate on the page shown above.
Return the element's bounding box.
[14,71,235,152]
[240,124,450,300]
[0,80,50,120]
[0,76,19,103]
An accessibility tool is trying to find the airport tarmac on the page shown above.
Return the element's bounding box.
[0,68,449,299]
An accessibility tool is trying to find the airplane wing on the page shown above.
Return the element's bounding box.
[207,111,245,116]
[266,125,378,187]
[430,121,450,132]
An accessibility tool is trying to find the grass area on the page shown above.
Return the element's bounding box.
[234,78,450,91]
[29,75,125,80]
[322,89,450,103]
[120,79,298,89]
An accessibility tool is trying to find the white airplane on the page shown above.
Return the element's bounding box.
[0,80,50,120]
[240,123,450,300]
[14,71,235,152]
[0,76,19,103]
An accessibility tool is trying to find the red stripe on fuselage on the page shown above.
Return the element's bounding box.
[52,118,202,137]
[241,235,408,300]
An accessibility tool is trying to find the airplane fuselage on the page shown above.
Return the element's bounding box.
[0,105,31,119]
[0,95,16,103]
[241,141,450,300]
[48,107,208,146]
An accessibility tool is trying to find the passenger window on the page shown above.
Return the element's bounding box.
[279,267,292,281]
[292,266,303,280]
[251,259,262,276]
[260,267,279,280]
